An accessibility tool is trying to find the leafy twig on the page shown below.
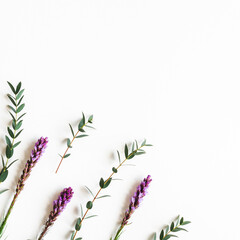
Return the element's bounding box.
[154,216,191,240]
[70,140,152,240]
[55,113,94,173]
[0,82,25,183]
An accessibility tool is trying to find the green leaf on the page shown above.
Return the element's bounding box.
[82,112,85,125]
[76,134,88,138]
[12,119,16,130]
[172,227,187,232]
[6,145,13,158]
[75,217,82,231]
[85,186,94,198]
[153,233,157,240]
[117,150,121,164]
[80,204,83,218]
[17,95,24,106]
[0,169,8,182]
[67,138,72,148]
[85,215,97,219]
[9,111,16,122]
[160,230,164,240]
[103,178,112,189]
[135,140,139,149]
[7,94,16,106]
[165,225,169,235]
[16,103,25,113]
[182,221,191,225]
[96,195,111,199]
[69,124,75,137]
[75,238,82,240]
[15,129,23,138]
[16,89,24,100]
[16,82,22,94]
[0,189,8,195]
[180,217,184,225]
[7,81,16,94]
[124,144,128,158]
[13,141,21,148]
[127,153,135,159]
[141,139,146,146]
[8,105,16,113]
[70,231,74,240]
[86,201,93,209]
[145,144,153,146]
[15,120,23,130]
[6,159,18,169]
[112,167,118,173]
[99,178,105,188]
[18,113,26,121]
[170,222,174,231]
[63,154,70,158]
[135,151,145,155]
[88,115,93,123]
[5,136,12,148]
[1,155,5,167]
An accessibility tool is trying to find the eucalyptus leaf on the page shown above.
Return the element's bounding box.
[7,127,14,138]
[15,82,22,94]
[69,124,75,137]
[0,169,8,182]
[6,145,13,158]
[86,201,93,209]
[16,89,24,100]
[16,103,25,113]
[124,144,128,158]
[7,81,16,94]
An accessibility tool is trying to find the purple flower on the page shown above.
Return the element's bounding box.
[121,175,152,226]
[38,187,74,240]
[0,137,48,236]
[112,175,152,240]
[16,137,48,193]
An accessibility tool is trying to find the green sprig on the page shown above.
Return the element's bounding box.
[55,113,94,173]
[70,139,152,240]
[0,82,25,183]
[154,216,191,240]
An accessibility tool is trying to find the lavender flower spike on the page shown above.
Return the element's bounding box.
[38,187,74,240]
[0,137,48,236]
[112,175,152,240]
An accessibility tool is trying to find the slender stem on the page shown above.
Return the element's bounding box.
[55,121,89,173]
[113,225,124,240]
[38,222,51,240]
[71,145,145,240]
[0,192,19,234]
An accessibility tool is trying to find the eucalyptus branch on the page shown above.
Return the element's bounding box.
[153,216,191,240]
[70,139,152,240]
[0,82,26,184]
[55,113,94,173]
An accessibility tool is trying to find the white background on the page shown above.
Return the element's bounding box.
[0,0,240,239]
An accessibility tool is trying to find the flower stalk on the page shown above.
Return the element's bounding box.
[0,137,48,236]
[38,187,74,240]
[112,175,152,240]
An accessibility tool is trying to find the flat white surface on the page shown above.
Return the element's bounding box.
[0,0,240,239]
